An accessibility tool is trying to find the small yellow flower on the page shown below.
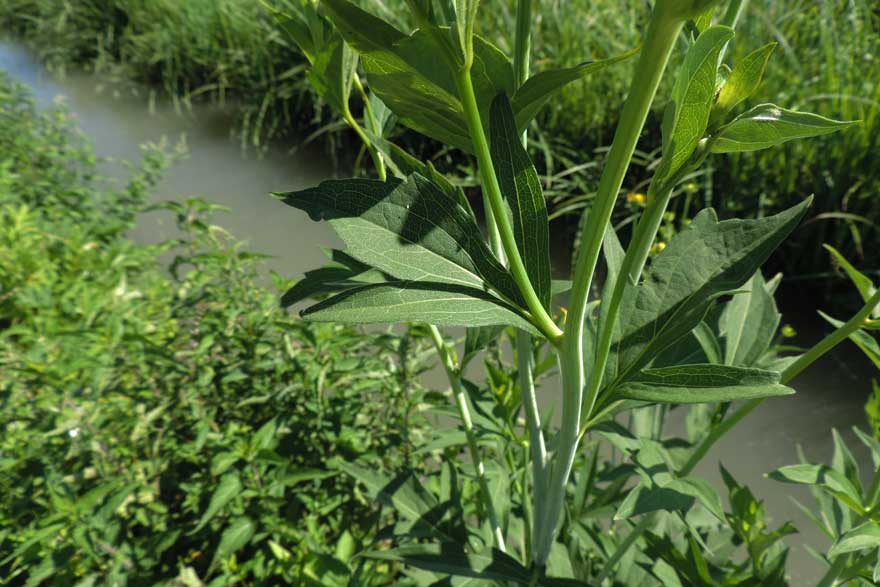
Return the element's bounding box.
[626,192,647,206]
[782,324,797,338]
[650,241,667,255]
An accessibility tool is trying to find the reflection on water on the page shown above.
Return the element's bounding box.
[2,38,876,585]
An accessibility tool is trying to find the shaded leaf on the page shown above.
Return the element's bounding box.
[365,544,530,583]
[489,93,551,309]
[711,43,776,125]
[192,473,242,534]
[209,517,255,571]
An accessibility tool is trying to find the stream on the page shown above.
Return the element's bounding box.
[3,38,876,583]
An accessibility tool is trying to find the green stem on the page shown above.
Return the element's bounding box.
[536,6,684,566]
[343,102,386,181]
[513,0,532,89]
[594,515,656,584]
[518,330,547,551]
[455,67,562,343]
[428,324,507,552]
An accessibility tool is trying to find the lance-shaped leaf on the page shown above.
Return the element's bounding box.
[720,272,781,367]
[710,104,857,153]
[463,326,504,367]
[364,544,532,584]
[825,244,878,313]
[828,523,880,558]
[654,26,734,188]
[306,34,358,115]
[616,364,792,403]
[277,174,522,304]
[302,281,538,333]
[490,93,552,309]
[820,312,880,369]
[768,464,865,514]
[608,199,811,384]
[320,0,406,53]
[710,43,776,126]
[510,48,639,132]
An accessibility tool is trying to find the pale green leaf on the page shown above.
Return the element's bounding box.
[828,523,880,558]
[301,281,537,332]
[618,364,792,404]
[277,175,521,303]
[510,48,639,132]
[489,93,551,309]
[655,26,734,187]
[720,272,780,367]
[711,103,857,153]
[614,477,724,521]
[711,43,776,125]
[768,464,864,513]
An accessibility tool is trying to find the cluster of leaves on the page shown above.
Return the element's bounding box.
[0,72,439,585]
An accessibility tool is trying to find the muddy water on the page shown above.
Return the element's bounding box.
[3,39,876,584]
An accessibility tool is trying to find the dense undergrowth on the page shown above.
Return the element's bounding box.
[0,0,877,285]
[0,71,437,585]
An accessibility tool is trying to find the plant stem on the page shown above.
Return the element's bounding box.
[428,324,507,552]
[518,330,547,548]
[536,6,684,565]
[455,67,562,343]
[513,0,532,89]
[680,286,880,477]
[343,81,386,182]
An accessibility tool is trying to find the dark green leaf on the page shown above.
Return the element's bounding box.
[463,326,503,367]
[307,34,358,115]
[617,364,792,404]
[301,281,537,332]
[615,477,725,521]
[209,517,255,571]
[510,48,639,132]
[711,104,857,153]
[192,472,242,533]
[277,175,522,303]
[489,93,551,309]
[608,200,810,384]
[319,0,405,53]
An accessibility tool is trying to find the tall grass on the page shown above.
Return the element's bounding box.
[1,0,877,283]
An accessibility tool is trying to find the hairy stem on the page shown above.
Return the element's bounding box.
[536,5,684,565]
[428,324,507,552]
[455,67,562,342]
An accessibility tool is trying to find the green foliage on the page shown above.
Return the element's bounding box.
[0,72,436,585]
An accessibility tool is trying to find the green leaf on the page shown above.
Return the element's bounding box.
[768,464,864,514]
[711,43,776,125]
[319,0,406,53]
[825,244,877,310]
[489,93,551,309]
[616,364,793,404]
[307,34,358,115]
[365,544,531,583]
[302,282,537,332]
[828,523,880,558]
[209,517,255,571]
[720,272,781,367]
[615,477,725,521]
[277,175,522,304]
[608,200,811,384]
[710,103,857,153]
[463,326,503,367]
[281,250,387,307]
[192,472,242,534]
[819,311,880,369]
[654,26,734,187]
[510,48,639,132]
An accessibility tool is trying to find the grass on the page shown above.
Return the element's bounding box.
[1,0,877,285]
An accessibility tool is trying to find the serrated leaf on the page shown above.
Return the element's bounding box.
[489,93,551,309]
[192,472,242,534]
[302,281,537,332]
[209,517,255,571]
[654,26,734,187]
[828,522,880,558]
[711,43,776,125]
[510,48,639,132]
[617,364,792,404]
[711,104,857,153]
[608,200,810,384]
[278,174,521,303]
[365,544,531,583]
